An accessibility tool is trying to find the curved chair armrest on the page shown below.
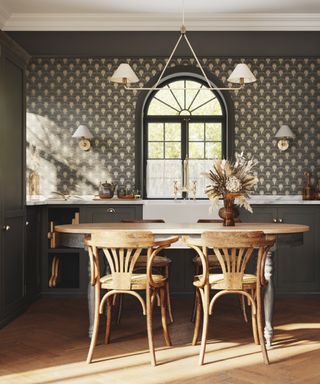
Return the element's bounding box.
[153,235,179,248]
[147,236,179,287]
[87,245,98,286]
[182,236,208,288]
[258,235,276,286]
[181,235,204,248]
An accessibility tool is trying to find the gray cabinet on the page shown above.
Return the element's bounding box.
[80,205,142,223]
[241,205,320,294]
[25,207,41,300]
[276,207,319,293]
[0,32,29,327]
[39,204,142,296]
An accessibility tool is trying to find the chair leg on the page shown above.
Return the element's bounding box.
[146,285,156,366]
[248,293,259,345]
[199,285,210,366]
[240,294,248,323]
[192,288,201,345]
[165,265,174,323]
[257,287,270,365]
[160,286,172,346]
[151,288,157,314]
[191,264,200,322]
[116,294,123,324]
[105,296,113,344]
[86,285,100,364]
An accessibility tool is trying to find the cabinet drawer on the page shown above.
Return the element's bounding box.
[80,205,142,223]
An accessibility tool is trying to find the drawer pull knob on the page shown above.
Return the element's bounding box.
[106,208,116,213]
[273,218,277,223]
[26,221,29,226]
[3,225,10,231]
[278,218,283,223]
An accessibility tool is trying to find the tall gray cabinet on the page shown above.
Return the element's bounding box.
[241,205,319,294]
[0,32,29,327]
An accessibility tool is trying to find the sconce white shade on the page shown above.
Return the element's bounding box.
[72,125,93,139]
[275,125,295,139]
[227,63,256,84]
[110,63,139,84]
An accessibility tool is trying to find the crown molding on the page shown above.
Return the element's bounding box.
[3,12,320,31]
[0,4,10,30]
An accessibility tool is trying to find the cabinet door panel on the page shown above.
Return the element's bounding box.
[80,205,142,223]
[26,208,40,298]
[276,207,318,293]
[240,206,277,223]
[3,57,24,211]
[3,216,25,313]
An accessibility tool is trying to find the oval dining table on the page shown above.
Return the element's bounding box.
[55,221,309,347]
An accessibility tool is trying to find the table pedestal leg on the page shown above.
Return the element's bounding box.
[264,249,274,347]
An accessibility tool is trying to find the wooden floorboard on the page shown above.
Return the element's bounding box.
[0,295,319,384]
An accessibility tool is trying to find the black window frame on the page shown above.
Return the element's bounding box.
[135,67,235,199]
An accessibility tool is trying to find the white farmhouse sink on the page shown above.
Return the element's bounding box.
[143,200,220,223]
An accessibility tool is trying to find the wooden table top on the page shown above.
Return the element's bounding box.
[55,222,309,235]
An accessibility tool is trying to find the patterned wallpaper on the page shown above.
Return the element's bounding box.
[26,57,320,196]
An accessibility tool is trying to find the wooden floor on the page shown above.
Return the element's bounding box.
[0,295,319,384]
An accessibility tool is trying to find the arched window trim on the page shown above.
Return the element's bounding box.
[135,66,235,199]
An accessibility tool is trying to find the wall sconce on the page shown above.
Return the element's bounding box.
[72,125,93,151]
[275,125,295,151]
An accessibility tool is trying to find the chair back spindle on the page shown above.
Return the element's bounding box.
[88,231,154,290]
[201,231,270,290]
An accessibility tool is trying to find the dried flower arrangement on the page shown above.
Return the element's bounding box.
[205,152,258,213]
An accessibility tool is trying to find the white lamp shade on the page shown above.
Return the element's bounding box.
[275,125,295,139]
[72,125,93,139]
[227,63,256,84]
[109,63,139,84]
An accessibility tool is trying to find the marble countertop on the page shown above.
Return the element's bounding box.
[26,195,320,206]
[26,196,144,205]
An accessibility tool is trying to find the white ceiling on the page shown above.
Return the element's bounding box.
[2,0,320,14]
[0,0,320,31]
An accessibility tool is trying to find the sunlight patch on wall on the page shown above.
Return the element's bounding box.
[27,112,112,196]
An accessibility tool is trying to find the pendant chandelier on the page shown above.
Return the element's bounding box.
[110,3,256,92]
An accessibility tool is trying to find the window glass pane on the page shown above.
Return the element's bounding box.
[189,142,204,159]
[148,123,164,141]
[206,123,221,141]
[146,160,182,198]
[188,159,213,198]
[165,123,181,141]
[189,123,204,141]
[190,99,221,116]
[189,89,214,110]
[169,80,185,110]
[191,98,223,116]
[148,142,163,158]
[154,86,180,111]
[206,142,222,159]
[185,81,202,110]
[148,98,179,115]
[165,142,181,158]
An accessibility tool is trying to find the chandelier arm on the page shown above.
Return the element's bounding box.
[183,34,212,89]
[153,33,184,89]
[124,86,242,91]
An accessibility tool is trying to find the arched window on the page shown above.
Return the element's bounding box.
[139,74,232,199]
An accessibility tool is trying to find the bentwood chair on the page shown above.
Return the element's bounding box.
[184,231,275,365]
[193,219,243,276]
[86,230,178,366]
[191,219,247,323]
[121,219,174,323]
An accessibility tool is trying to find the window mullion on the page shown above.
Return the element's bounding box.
[181,118,188,160]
